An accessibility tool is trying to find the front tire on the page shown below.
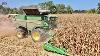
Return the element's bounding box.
[31,28,47,42]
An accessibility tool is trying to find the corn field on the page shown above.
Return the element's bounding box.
[51,14,100,56]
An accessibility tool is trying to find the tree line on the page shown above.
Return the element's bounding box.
[0,1,100,14]
[39,1,73,14]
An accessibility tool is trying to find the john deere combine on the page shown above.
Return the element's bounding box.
[13,6,67,56]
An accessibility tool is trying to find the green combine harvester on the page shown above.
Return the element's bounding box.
[13,6,68,56]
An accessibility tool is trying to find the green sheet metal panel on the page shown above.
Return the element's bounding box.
[27,15,42,20]
[14,15,49,30]
[15,15,43,20]
[15,14,26,20]
[26,20,42,30]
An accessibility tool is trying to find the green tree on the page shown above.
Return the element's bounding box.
[39,3,46,9]
[0,5,4,13]
[0,5,4,9]
[0,2,21,14]
[39,1,58,14]
[39,1,54,10]
[87,8,96,13]
[56,4,65,13]
[74,10,86,13]
[49,5,57,14]
[97,3,100,10]
[46,1,54,9]
[96,3,100,14]
[66,5,73,14]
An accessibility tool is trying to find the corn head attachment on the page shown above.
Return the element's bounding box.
[43,43,67,56]
[41,30,68,56]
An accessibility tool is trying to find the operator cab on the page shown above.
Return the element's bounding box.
[43,15,58,29]
[44,15,57,21]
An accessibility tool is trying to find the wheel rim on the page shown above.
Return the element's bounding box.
[32,32,40,41]
[17,32,23,38]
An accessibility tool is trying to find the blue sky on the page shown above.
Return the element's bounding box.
[0,0,99,10]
